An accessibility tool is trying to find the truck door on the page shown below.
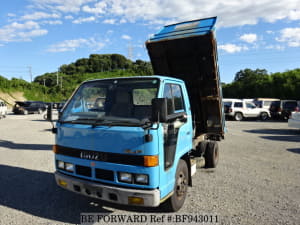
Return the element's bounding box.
[162,83,192,169]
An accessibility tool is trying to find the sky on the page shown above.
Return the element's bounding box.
[0,0,300,83]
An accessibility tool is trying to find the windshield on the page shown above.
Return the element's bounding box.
[60,78,159,126]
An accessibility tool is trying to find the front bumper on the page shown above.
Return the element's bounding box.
[55,171,161,207]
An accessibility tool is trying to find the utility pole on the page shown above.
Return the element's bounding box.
[127,42,134,61]
[28,66,32,82]
[56,71,59,86]
[43,78,46,101]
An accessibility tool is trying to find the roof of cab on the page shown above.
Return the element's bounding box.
[84,75,184,84]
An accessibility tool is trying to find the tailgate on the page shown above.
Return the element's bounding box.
[146,17,224,137]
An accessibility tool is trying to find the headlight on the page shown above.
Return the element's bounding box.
[118,172,132,183]
[65,163,74,172]
[57,160,64,169]
[135,174,148,185]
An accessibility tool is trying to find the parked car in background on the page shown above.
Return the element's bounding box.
[254,98,280,110]
[269,100,299,120]
[223,98,270,121]
[288,112,300,129]
[51,102,65,110]
[0,100,8,118]
[13,101,47,115]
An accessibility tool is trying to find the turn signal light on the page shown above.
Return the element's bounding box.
[52,145,58,153]
[143,155,158,167]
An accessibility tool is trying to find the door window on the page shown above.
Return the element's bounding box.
[246,102,256,109]
[163,83,185,115]
[234,102,242,108]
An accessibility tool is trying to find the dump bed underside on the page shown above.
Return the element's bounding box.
[146,31,224,138]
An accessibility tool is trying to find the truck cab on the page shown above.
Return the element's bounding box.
[53,17,224,212]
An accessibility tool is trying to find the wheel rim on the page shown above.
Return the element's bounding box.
[175,171,187,200]
[261,113,267,120]
[235,113,242,121]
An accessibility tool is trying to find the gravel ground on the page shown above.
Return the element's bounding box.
[0,114,299,225]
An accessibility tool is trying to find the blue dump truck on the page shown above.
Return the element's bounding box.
[51,17,224,212]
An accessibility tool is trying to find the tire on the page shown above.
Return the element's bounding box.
[234,112,243,121]
[260,112,268,121]
[204,141,219,168]
[163,159,188,212]
[282,112,289,120]
[194,141,207,157]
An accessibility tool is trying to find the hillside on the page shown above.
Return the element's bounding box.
[0,91,26,109]
[0,54,153,107]
[1,54,300,107]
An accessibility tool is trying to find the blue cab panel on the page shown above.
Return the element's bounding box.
[149,17,217,42]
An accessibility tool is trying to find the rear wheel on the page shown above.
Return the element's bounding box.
[234,112,243,121]
[163,159,188,212]
[204,141,219,168]
[193,141,207,157]
[260,112,268,121]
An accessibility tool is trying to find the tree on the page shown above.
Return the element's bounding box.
[234,68,268,82]
[223,68,300,99]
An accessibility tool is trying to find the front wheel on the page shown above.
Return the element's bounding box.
[163,159,188,212]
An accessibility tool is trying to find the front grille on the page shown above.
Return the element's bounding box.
[95,168,114,181]
[75,165,92,177]
[55,145,144,166]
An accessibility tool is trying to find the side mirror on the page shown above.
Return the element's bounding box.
[151,98,168,123]
[46,103,53,122]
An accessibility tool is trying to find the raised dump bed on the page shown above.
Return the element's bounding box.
[146,17,224,140]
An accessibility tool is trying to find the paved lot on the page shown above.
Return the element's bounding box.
[0,114,299,225]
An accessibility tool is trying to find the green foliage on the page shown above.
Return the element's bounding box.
[31,54,153,101]
[57,54,152,75]
[222,68,300,99]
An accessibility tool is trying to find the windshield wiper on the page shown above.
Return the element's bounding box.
[91,119,142,128]
[61,118,151,128]
[60,118,99,125]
